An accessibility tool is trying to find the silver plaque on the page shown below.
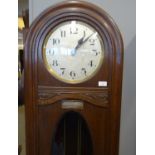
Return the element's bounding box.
[61,100,84,110]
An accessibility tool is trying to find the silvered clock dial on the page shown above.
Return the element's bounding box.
[43,20,104,84]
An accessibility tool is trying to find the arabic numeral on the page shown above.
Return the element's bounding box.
[70,71,76,79]
[81,68,87,76]
[92,49,100,56]
[52,60,58,66]
[89,39,96,45]
[61,30,66,37]
[89,60,93,67]
[70,28,78,34]
[53,39,60,45]
[60,68,66,75]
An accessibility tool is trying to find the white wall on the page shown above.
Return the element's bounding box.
[29,0,135,49]
[29,0,136,155]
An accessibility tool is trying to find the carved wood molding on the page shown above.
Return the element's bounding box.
[37,85,109,107]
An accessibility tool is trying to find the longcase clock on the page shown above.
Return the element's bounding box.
[24,1,124,155]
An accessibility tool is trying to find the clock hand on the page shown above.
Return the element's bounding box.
[75,32,95,50]
[74,32,86,51]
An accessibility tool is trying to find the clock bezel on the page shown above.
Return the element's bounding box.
[38,13,110,87]
[42,20,105,84]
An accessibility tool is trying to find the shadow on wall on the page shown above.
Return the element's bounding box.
[119,35,136,155]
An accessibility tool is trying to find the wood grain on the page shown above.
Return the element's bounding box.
[24,1,124,155]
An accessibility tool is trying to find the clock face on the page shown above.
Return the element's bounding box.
[43,20,104,84]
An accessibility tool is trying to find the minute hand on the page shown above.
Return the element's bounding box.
[75,32,95,50]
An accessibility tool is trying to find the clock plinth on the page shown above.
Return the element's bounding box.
[24,1,123,155]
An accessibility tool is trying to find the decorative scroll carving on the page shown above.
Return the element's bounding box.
[37,85,109,107]
[84,92,108,103]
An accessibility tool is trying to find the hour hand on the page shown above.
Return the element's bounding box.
[75,32,95,50]
[74,32,86,50]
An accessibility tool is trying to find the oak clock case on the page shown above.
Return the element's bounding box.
[24,1,123,155]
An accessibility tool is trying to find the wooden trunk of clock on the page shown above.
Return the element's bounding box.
[24,1,123,155]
